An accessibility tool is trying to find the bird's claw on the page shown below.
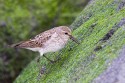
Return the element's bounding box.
[50,57,61,64]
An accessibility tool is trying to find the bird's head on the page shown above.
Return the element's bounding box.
[58,26,80,44]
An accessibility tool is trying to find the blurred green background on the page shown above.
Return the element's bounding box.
[0,0,89,83]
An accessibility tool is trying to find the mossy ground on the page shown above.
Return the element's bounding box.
[14,0,125,83]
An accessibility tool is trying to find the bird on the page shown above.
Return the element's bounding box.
[10,26,79,63]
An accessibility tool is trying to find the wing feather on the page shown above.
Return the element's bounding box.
[11,29,55,48]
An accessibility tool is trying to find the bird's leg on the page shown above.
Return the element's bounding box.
[36,56,47,80]
[37,55,40,63]
[36,55,42,73]
[43,54,57,63]
[43,54,54,63]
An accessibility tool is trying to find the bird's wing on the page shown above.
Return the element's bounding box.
[11,29,55,48]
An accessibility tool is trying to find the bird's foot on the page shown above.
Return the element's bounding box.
[50,60,57,64]
[50,56,61,64]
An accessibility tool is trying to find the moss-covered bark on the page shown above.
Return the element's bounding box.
[14,0,125,83]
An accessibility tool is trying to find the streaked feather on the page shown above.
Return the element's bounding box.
[10,29,55,48]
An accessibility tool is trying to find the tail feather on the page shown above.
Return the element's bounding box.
[9,41,25,48]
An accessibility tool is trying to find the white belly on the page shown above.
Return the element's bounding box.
[42,32,69,54]
[26,47,41,52]
[43,40,65,53]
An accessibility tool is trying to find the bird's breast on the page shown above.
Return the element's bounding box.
[42,33,69,53]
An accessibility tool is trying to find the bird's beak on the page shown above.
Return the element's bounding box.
[69,35,80,44]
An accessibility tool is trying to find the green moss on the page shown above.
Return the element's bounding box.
[14,0,125,83]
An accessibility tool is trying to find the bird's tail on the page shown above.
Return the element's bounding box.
[9,41,25,48]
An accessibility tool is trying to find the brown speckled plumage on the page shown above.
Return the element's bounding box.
[10,26,79,57]
[11,28,55,48]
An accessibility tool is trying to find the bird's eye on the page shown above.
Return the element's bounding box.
[65,33,68,35]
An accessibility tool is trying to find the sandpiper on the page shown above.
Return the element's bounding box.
[10,26,79,63]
